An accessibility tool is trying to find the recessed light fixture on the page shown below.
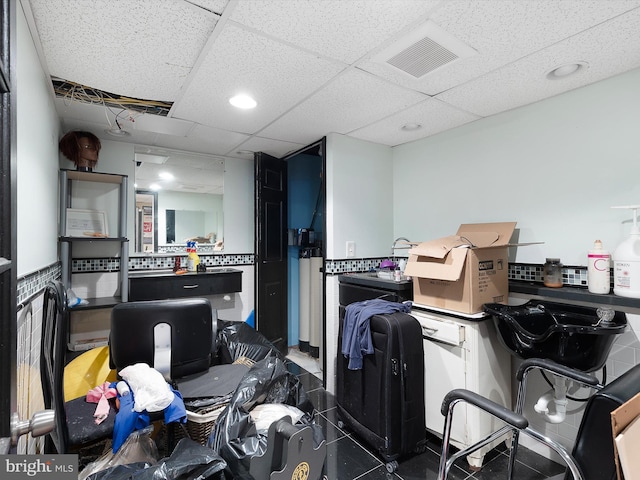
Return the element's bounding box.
[104,127,130,137]
[546,62,588,80]
[149,183,161,191]
[229,94,257,109]
[158,171,174,181]
[401,123,422,131]
[236,149,254,156]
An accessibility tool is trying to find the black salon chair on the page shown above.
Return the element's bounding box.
[109,298,247,400]
[438,358,640,480]
[40,280,115,454]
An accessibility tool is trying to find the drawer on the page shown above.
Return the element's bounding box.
[129,270,242,301]
[411,309,465,346]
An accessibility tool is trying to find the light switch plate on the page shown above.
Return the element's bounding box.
[346,241,355,258]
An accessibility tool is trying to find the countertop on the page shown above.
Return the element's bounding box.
[128,267,242,279]
[508,280,640,315]
[338,272,413,292]
[338,274,640,314]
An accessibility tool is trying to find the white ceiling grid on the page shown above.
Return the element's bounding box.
[23,0,640,172]
[29,0,220,101]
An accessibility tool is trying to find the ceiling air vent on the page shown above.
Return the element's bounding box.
[374,21,477,79]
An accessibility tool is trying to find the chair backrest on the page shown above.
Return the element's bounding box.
[570,363,640,480]
[40,280,70,453]
[109,298,214,380]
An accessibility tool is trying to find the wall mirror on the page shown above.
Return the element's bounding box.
[133,147,224,253]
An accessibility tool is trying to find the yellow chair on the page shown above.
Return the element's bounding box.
[64,346,117,402]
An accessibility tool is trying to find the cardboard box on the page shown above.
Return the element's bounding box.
[611,392,640,480]
[404,222,516,314]
[68,308,111,351]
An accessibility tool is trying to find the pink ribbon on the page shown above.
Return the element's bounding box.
[86,382,117,424]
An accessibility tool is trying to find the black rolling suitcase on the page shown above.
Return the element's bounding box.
[336,308,426,473]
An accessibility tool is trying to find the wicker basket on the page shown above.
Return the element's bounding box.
[173,404,226,446]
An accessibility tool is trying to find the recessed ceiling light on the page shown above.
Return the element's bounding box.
[229,94,257,109]
[158,171,174,181]
[236,149,254,156]
[546,62,588,80]
[149,183,161,191]
[401,123,422,131]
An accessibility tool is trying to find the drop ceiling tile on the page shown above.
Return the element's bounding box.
[229,0,440,64]
[59,116,159,147]
[133,115,195,137]
[359,0,640,95]
[28,0,219,101]
[172,23,345,133]
[259,69,427,146]
[436,7,640,117]
[228,136,307,159]
[151,124,250,157]
[349,98,480,146]
[187,0,229,15]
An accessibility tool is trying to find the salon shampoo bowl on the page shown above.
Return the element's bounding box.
[483,300,627,372]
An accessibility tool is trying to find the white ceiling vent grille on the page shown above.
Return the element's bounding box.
[374,21,477,79]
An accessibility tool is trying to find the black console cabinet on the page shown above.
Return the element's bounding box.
[129,269,242,301]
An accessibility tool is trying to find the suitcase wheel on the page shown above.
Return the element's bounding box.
[414,443,427,454]
[385,460,398,473]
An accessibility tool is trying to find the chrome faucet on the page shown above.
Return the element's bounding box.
[391,237,411,257]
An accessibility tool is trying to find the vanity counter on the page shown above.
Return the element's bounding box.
[129,268,242,301]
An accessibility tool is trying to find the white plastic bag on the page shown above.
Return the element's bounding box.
[78,427,158,480]
[249,403,305,435]
[119,363,174,412]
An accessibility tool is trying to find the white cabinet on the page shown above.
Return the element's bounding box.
[411,308,512,469]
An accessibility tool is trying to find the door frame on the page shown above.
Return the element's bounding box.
[255,138,327,382]
[0,0,17,444]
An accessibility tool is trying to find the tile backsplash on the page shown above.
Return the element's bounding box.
[326,258,590,287]
[16,253,254,305]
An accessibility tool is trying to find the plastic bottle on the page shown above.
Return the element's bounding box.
[612,205,640,298]
[588,240,611,294]
[116,381,130,396]
[187,241,200,272]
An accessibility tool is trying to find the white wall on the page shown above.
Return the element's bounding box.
[391,67,640,460]
[326,133,394,259]
[16,3,60,276]
[393,67,640,266]
[323,133,394,393]
[223,156,254,254]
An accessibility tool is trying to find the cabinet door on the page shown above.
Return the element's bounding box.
[424,338,466,441]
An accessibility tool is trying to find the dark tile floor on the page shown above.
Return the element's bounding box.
[285,360,567,480]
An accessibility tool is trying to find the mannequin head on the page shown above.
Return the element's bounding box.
[59,131,101,171]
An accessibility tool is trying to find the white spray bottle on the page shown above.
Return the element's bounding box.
[611,205,640,298]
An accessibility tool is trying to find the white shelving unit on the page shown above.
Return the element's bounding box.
[58,169,129,305]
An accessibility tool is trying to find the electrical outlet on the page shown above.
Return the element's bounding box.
[346,241,355,258]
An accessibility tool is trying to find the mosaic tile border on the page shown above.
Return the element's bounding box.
[326,258,590,288]
[75,254,254,273]
[16,255,254,307]
[18,257,593,308]
[17,263,61,307]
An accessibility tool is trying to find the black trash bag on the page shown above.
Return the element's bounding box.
[86,438,227,480]
[216,320,284,364]
[207,356,324,479]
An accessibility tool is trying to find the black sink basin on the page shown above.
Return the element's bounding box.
[483,300,627,372]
